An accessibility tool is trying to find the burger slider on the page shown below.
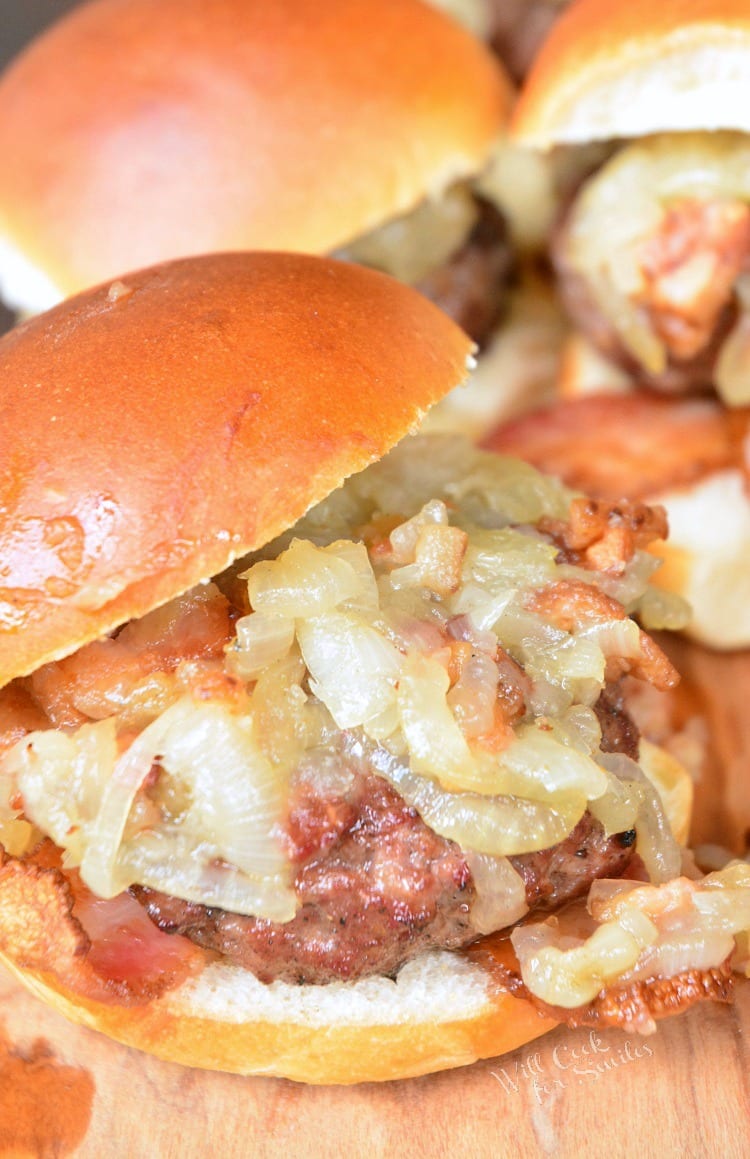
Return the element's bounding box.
[0,252,747,1084]
[0,0,575,436]
[0,0,508,342]
[511,0,750,406]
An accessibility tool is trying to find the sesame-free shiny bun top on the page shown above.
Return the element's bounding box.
[0,251,473,687]
[0,0,511,306]
[512,0,750,147]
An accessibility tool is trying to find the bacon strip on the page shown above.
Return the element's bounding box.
[0,845,203,1007]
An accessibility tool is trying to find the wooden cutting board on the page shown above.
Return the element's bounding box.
[1,635,749,1159]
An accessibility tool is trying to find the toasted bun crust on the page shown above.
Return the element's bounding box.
[512,0,750,147]
[0,0,511,306]
[0,251,472,688]
[0,843,556,1085]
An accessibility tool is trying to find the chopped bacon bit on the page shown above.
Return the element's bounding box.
[525,579,679,691]
[539,497,668,574]
[629,633,681,692]
[413,524,468,596]
[525,579,628,632]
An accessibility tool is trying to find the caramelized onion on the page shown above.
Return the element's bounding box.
[512,906,660,1008]
[465,850,529,935]
[356,735,588,856]
[514,866,750,1011]
[298,611,402,730]
[245,538,365,618]
[334,184,479,285]
[4,698,295,920]
[562,131,750,377]
[599,752,681,883]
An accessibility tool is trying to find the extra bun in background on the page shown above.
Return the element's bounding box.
[1,251,742,1085]
[511,0,750,407]
[511,0,750,147]
[0,0,510,314]
[429,0,571,84]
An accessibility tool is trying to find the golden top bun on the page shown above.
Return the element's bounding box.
[0,0,511,305]
[0,251,473,688]
[512,0,750,147]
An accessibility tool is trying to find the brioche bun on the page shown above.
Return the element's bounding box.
[0,251,473,688]
[511,0,750,147]
[0,0,511,310]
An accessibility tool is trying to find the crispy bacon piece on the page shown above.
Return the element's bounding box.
[0,845,202,1006]
[465,930,735,1034]
[527,495,669,586]
[537,496,668,572]
[636,200,750,363]
[16,585,235,731]
[0,685,50,758]
[483,391,750,501]
[526,579,637,633]
[532,960,735,1035]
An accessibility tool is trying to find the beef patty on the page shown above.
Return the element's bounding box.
[134,690,639,984]
[415,196,512,349]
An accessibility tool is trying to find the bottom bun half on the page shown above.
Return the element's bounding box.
[0,733,693,1084]
[0,950,556,1085]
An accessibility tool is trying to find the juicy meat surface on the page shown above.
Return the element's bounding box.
[136,766,476,984]
[594,681,641,760]
[135,704,638,983]
[415,196,512,349]
[510,813,635,912]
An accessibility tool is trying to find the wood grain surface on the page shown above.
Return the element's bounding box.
[1,635,749,1159]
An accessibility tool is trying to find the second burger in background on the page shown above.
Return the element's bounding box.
[512,0,750,406]
[0,0,508,336]
[0,0,569,434]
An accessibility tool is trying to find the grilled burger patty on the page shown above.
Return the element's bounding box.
[134,689,638,984]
